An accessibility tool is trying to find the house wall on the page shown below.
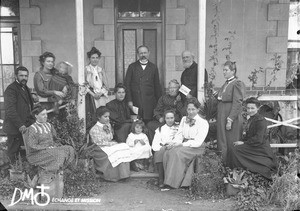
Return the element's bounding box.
[19,0,116,90]
[18,0,289,94]
[205,0,290,96]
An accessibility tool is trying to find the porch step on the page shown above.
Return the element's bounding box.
[130,171,158,178]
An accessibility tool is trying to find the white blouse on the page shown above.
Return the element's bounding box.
[173,114,209,148]
[152,124,179,151]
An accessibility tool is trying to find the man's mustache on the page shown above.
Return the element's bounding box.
[20,79,27,84]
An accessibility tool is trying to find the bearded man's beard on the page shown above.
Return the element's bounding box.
[183,61,193,69]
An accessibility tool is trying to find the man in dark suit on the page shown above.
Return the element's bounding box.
[125,45,162,123]
[3,66,35,163]
[180,50,208,102]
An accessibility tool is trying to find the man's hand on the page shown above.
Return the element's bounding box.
[226,121,232,130]
[186,93,193,99]
[233,141,244,146]
[19,125,27,134]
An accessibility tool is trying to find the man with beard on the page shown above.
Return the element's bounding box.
[180,51,207,102]
[125,45,162,123]
[3,66,35,163]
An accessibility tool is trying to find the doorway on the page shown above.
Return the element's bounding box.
[116,23,163,85]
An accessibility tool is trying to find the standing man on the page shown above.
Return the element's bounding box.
[180,50,208,102]
[3,66,35,163]
[180,51,198,102]
[125,45,162,123]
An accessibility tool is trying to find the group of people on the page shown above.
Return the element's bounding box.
[3,44,277,189]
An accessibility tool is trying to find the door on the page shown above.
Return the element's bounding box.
[116,23,163,85]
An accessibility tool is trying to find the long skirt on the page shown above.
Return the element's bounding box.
[90,146,130,182]
[230,143,277,179]
[27,145,75,172]
[163,146,205,188]
[217,101,244,166]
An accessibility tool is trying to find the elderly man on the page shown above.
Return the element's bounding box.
[3,66,35,163]
[180,51,208,102]
[146,79,186,144]
[106,83,133,143]
[125,45,162,123]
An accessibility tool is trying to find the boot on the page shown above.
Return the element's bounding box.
[130,161,139,172]
[156,162,164,188]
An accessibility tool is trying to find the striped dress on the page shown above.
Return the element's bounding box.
[26,121,75,172]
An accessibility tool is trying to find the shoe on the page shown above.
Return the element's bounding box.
[130,162,139,172]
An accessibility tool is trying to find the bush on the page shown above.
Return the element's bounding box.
[234,171,271,211]
[267,149,300,211]
[49,103,85,153]
[190,149,226,199]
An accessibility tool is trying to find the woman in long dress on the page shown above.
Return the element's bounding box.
[85,47,109,122]
[26,105,75,172]
[89,106,131,182]
[152,110,179,188]
[163,97,209,188]
[216,61,245,166]
[230,97,277,179]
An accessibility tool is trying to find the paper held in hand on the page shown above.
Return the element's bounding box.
[179,85,191,96]
[132,106,139,115]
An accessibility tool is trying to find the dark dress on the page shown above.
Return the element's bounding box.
[230,113,277,179]
[106,99,133,143]
[216,78,245,166]
[124,60,162,121]
[147,93,186,144]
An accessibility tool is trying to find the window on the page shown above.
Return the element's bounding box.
[117,0,161,19]
[0,0,20,97]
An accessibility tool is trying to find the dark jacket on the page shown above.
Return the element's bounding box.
[3,81,34,135]
[125,60,162,120]
[181,62,198,98]
[243,113,267,147]
[106,99,132,129]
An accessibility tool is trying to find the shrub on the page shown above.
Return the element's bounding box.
[190,149,226,199]
[234,171,271,211]
[49,103,85,154]
[267,149,300,211]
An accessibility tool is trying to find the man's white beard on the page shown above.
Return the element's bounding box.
[183,61,193,69]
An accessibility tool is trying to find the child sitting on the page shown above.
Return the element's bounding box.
[152,110,179,188]
[126,120,152,171]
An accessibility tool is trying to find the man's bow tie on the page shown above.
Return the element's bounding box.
[186,117,196,127]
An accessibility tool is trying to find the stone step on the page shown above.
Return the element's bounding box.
[130,171,158,179]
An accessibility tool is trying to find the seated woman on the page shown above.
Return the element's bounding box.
[230,97,277,179]
[106,83,133,143]
[152,110,179,188]
[26,105,75,172]
[163,97,209,188]
[147,79,186,144]
[89,106,131,182]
